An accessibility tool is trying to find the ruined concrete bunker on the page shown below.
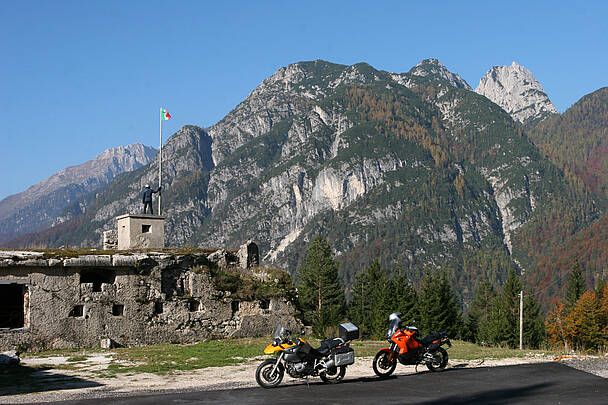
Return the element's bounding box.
[0,241,298,351]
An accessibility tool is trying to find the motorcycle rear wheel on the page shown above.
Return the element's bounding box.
[255,359,285,388]
[426,347,448,372]
[320,366,346,383]
[372,351,397,378]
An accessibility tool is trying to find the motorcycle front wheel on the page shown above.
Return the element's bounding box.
[320,365,346,383]
[255,359,285,388]
[372,351,397,378]
[426,347,448,372]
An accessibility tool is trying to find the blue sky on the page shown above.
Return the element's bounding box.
[1,1,606,200]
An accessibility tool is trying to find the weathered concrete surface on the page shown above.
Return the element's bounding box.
[117,215,165,249]
[0,246,299,351]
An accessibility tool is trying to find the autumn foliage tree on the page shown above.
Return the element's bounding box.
[567,291,605,350]
[546,280,608,351]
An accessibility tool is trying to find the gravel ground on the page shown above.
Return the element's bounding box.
[562,357,608,378]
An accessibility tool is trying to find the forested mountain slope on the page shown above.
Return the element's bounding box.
[530,87,608,197]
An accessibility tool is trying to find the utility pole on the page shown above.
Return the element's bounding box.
[519,290,523,350]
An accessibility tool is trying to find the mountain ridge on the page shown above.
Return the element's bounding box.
[0,143,157,244]
[4,59,602,306]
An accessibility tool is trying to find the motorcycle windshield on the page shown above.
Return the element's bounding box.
[273,325,286,340]
[387,318,400,338]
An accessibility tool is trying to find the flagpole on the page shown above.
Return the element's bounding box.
[159,107,162,215]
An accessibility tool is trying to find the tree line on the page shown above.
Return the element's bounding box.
[297,236,607,350]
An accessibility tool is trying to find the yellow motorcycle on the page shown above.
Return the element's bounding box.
[255,323,359,388]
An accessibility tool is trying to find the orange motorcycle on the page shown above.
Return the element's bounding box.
[372,312,451,377]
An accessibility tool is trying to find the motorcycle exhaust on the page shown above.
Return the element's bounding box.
[317,358,335,371]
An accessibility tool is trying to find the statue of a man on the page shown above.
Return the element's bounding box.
[142,184,161,214]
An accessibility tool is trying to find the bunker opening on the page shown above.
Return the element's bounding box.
[112,304,124,316]
[231,300,240,315]
[189,300,200,312]
[0,284,26,328]
[80,269,116,292]
[69,305,84,318]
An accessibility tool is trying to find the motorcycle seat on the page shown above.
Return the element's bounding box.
[419,332,442,345]
[313,338,343,356]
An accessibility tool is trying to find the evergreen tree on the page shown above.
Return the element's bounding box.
[465,281,497,343]
[349,260,393,338]
[391,269,418,326]
[349,265,374,337]
[417,270,462,337]
[484,270,545,348]
[523,295,545,349]
[484,270,521,347]
[297,236,346,336]
[565,260,586,308]
[368,261,393,338]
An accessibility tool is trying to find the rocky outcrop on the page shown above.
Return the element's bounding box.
[475,62,557,126]
[0,143,157,244]
[407,59,472,90]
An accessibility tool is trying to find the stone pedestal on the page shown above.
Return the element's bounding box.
[116,214,165,250]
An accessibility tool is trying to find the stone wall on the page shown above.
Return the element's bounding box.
[0,246,298,351]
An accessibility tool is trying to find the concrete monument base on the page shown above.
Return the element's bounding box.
[116,214,165,250]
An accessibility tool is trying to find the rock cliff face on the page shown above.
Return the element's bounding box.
[475,62,557,126]
[14,60,598,302]
[0,143,157,244]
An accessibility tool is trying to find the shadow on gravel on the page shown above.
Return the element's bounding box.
[0,365,103,396]
[417,382,552,405]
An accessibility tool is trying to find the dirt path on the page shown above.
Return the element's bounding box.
[0,354,596,404]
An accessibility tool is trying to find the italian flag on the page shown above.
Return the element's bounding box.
[161,108,171,121]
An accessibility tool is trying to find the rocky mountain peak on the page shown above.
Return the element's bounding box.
[476,62,557,126]
[408,59,472,90]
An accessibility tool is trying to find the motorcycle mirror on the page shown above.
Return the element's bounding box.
[411,319,416,324]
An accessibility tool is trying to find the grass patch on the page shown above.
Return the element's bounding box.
[102,338,270,376]
[66,355,89,363]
